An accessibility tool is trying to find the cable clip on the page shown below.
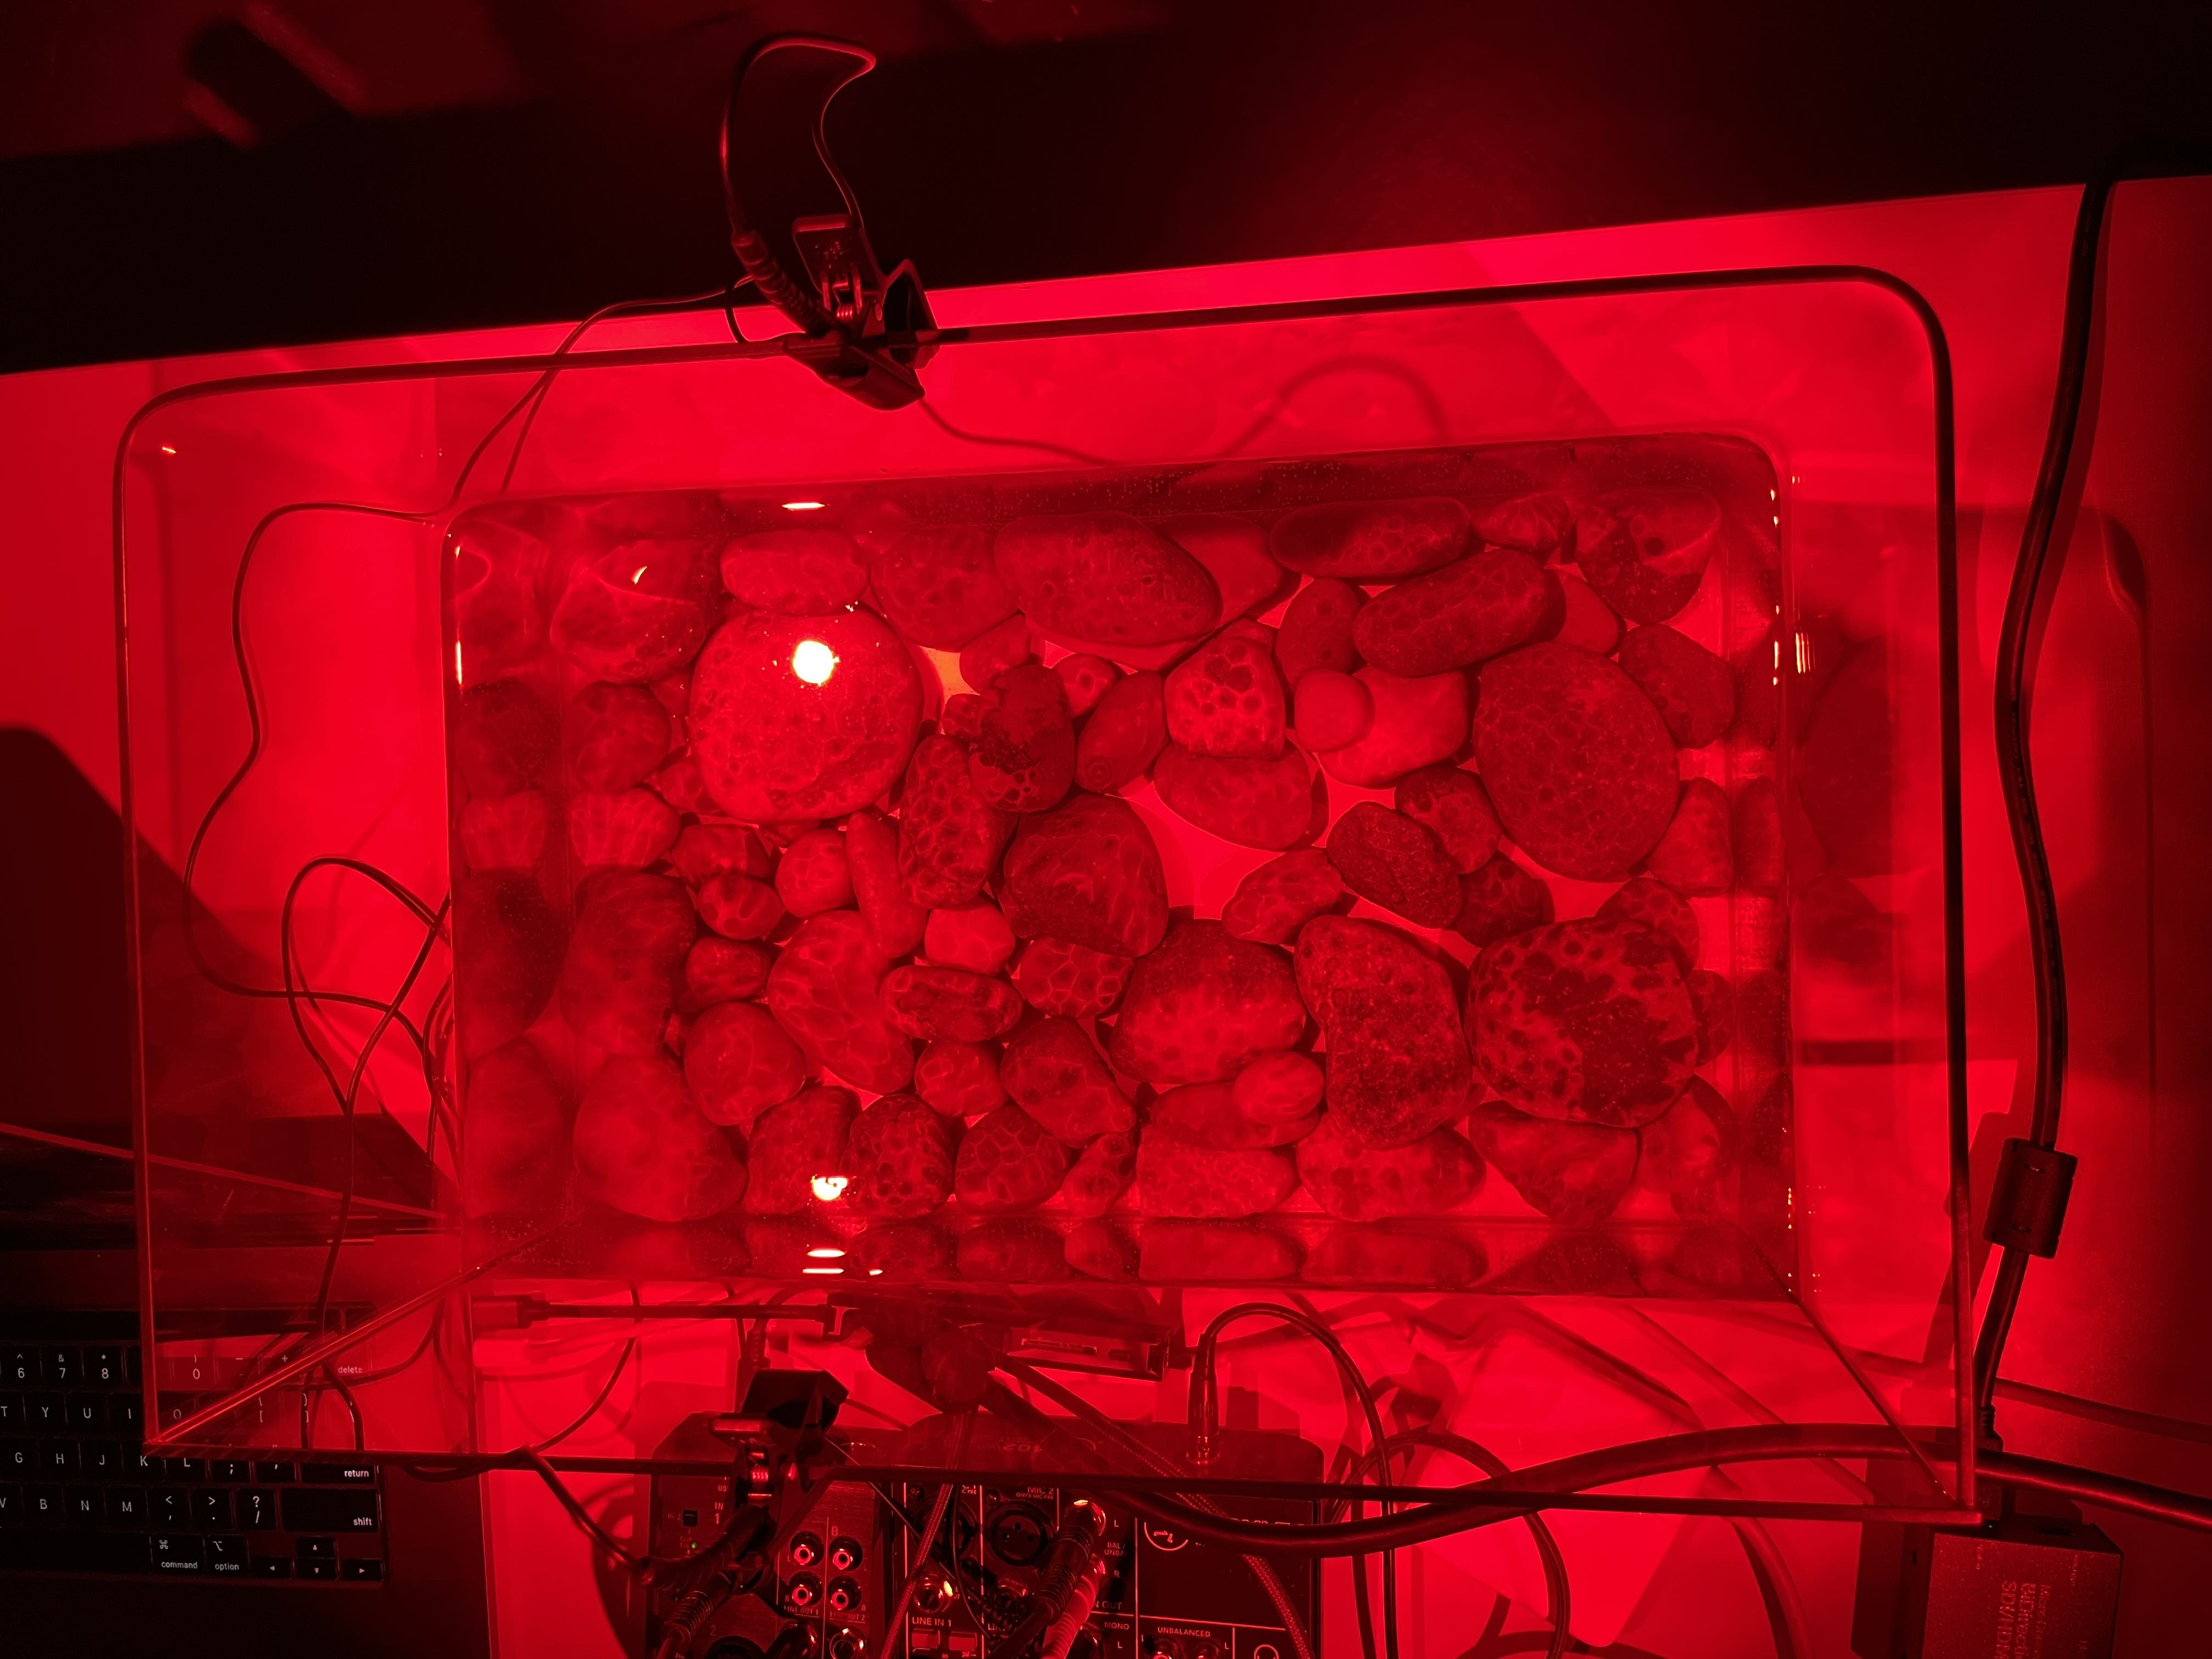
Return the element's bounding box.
[721,35,935,408]
[1984,1137,2076,1258]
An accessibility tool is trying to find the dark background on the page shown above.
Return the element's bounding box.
[4,0,2211,374]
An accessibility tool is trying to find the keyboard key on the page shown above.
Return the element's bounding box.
[236,1487,276,1530]
[160,1351,235,1392]
[210,1458,249,1483]
[26,1395,63,1432]
[250,1555,293,1578]
[108,1395,142,1436]
[192,1487,231,1529]
[283,1488,380,1533]
[208,1534,247,1574]
[65,1486,100,1526]
[67,1396,102,1432]
[151,1533,205,1572]
[125,1347,142,1386]
[40,1348,80,1387]
[38,1440,77,1476]
[81,1440,122,1478]
[297,1535,337,1579]
[167,1456,206,1482]
[131,1449,163,1482]
[253,1460,298,1484]
[0,1484,17,1523]
[2,1443,30,1477]
[86,1350,123,1387]
[3,1350,32,1387]
[0,1394,22,1432]
[106,1487,146,1526]
[150,1487,187,1527]
[0,1528,150,1572]
[302,1462,377,1485]
[27,1484,63,1525]
[341,1557,385,1581]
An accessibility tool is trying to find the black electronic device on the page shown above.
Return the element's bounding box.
[644,1414,1318,1659]
[1852,1455,2123,1659]
[0,740,488,1657]
[0,1322,387,1581]
[898,1481,1313,1659]
[1852,1509,2122,1659]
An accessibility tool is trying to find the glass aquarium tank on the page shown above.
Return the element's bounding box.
[114,269,1978,1593]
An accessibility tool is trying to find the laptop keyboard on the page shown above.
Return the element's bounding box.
[1,1338,387,1581]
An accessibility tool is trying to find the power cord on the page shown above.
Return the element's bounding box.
[1977,155,2211,1429]
[1339,1430,1572,1659]
[1077,1424,2212,1556]
[1186,1303,1397,1659]
[165,281,747,1452]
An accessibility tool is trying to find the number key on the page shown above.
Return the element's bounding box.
[40,1348,79,1387]
[3,1350,32,1387]
[86,1349,123,1387]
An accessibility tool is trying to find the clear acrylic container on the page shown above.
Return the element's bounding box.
[116,270,1977,1531]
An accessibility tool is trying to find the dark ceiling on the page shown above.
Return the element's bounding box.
[4,0,2209,373]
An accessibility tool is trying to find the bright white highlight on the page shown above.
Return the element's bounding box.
[793,640,838,685]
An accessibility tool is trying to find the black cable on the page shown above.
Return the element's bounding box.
[1189,1304,1395,1659]
[329,1369,365,1454]
[914,400,1118,467]
[303,895,447,1349]
[1994,1376,2212,1447]
[319,1311,440,1387]
[1012,1425,2212,1555]
[172,285,743,1411]
[1974,151,2212,1424]
[498,286,748,492]
[1977,175,2108,1423]
[718,40,846,336]
[1731,1519,1804,1659]
[1338,1431,1572,1659]
[532,1335,639,1457]
[175,281,742,1024]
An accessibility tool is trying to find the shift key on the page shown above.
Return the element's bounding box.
[280,1488,380,1533]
